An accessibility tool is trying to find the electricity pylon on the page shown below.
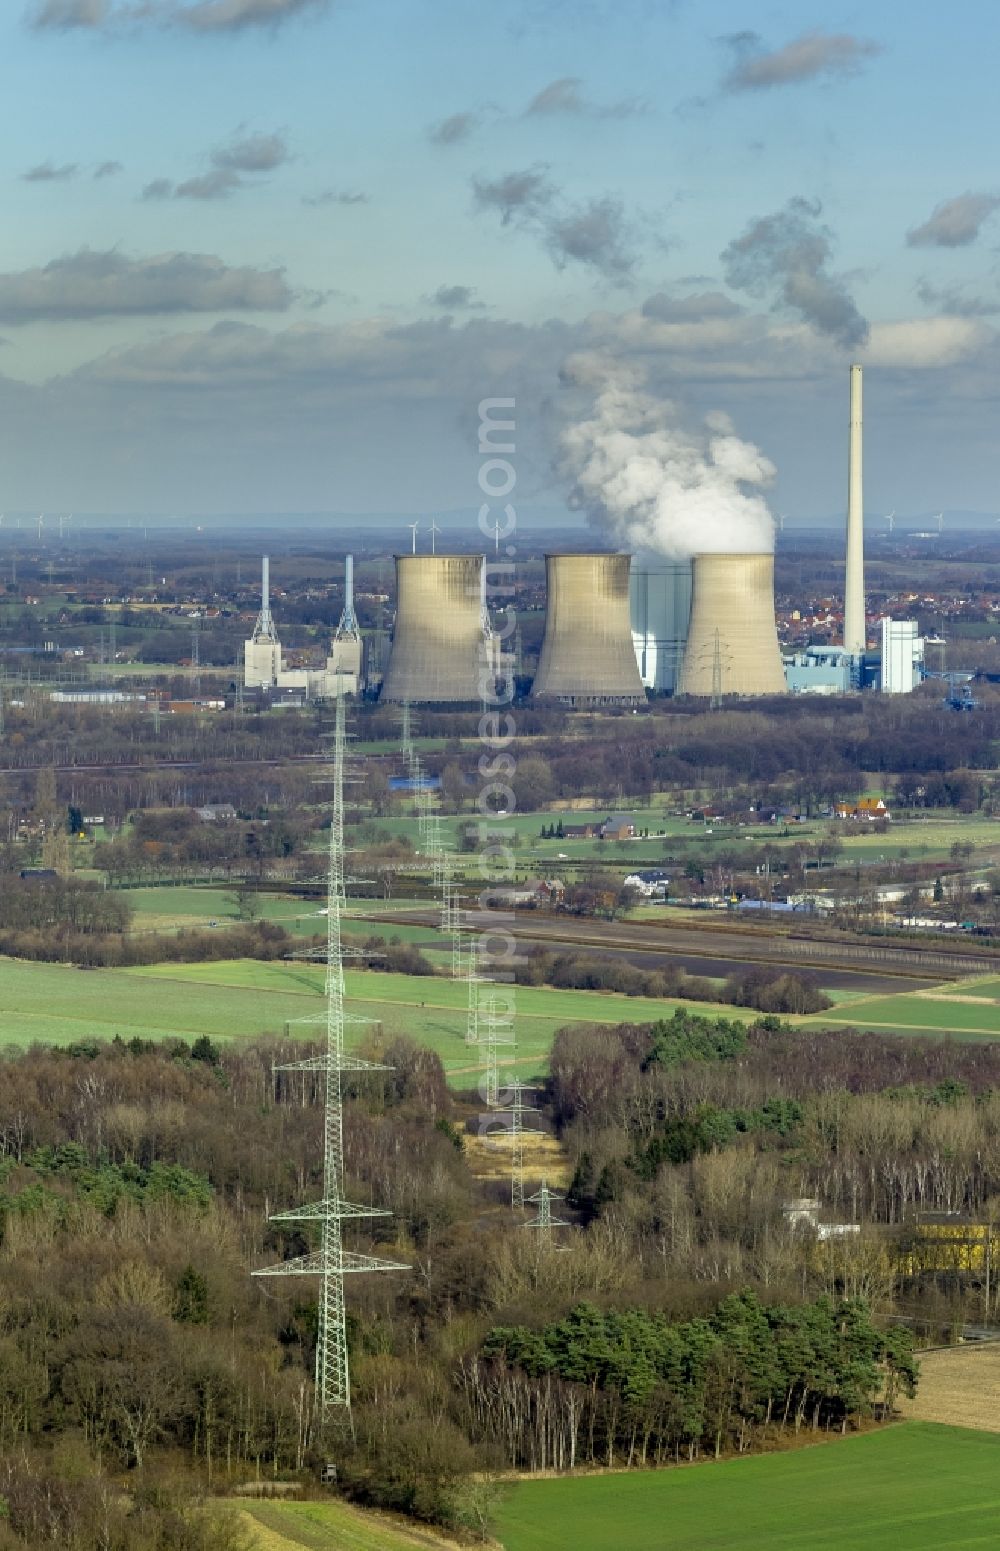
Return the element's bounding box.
[478,981,515,1109]
[492,1077,531,1209]
[524,1180,569,1242]
[253,692,406,1425]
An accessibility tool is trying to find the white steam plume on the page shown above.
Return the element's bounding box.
[559,359,776,557]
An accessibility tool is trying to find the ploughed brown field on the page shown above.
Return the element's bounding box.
[898,1343,1000,1432]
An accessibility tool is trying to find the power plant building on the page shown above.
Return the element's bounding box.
[531,552,646,706]
[880,618,924,694]
[677,553,787,698]
[785,646,854,696]
[381,554,487,703]
[244,555,362,699]
[244,556,283,689]
[629,556,692,694]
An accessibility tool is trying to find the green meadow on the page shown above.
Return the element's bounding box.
[495,1423,1000,1551]
[0,956,758,1081]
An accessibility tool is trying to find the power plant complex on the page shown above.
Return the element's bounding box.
[242,368,927,708]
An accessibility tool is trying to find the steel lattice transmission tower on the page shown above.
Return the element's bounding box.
[253,692,406,1424]
[492,1077,531,1209]
[524,1180,569,1242]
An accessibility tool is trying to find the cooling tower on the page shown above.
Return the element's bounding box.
[531,552,646,705]
[381,554,486,703]
[677,553,787,697]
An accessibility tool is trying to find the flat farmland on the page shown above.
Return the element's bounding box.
[495,1423,1000,1551]
[898,1345,1000,1433]
[806,982,1000,1040]
[0,957,757,1080]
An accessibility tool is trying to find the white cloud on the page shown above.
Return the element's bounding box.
[864,316,993,368]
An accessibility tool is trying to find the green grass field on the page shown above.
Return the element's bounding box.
[495,1423,1000,1550]
[803,985,1000,1040]
[0,956,757,1080]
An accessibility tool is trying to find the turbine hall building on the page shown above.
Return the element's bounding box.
[531,552,646,706]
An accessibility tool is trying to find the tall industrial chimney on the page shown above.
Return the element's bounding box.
[531,553,645,705]
[256,555,275,641]
[381,554,486,702]
[677,553,787,697]
[843,363,866,656]
[244,554,281,687]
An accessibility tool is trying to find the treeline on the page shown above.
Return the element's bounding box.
[515,949,830,1014]
[0,916,298,967]
[463,1294,916,1470]
[0,876,131,934]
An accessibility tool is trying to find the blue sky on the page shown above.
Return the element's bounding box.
[2,0,999,524]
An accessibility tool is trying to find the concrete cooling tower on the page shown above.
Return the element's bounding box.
[531,553,646,706]
[381,554,486,703]
[677,553,787,698]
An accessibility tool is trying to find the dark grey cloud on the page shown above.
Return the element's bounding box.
[428,284,482,310]
[212,130,289,172]
[0,248,293,322]
[21,161,78,182]
[303,188,368,207]
[29,0,330,31]
[642,290,741,322]
[721,197,868,348]
[143,129,289,202]
[546,196,634,281]
[907,193,1000,249]
[27,0,107,23]
[428,110,482,147]
[173,167,243,200]
[473,169,638,284]
[525,75,642,118]
[917,279,1000,318]
[471,166,556,225]
[93,160,123,179]
[723,29,881,91]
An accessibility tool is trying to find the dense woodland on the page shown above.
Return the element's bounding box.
[11,1009,1000,1542]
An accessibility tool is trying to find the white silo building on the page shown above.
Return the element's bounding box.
[629,557,692,695]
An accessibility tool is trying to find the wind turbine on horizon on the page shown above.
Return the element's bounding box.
[408,521,419,554]
[429,520,441,555]
[934,511,944,534]
[884,510,895,535]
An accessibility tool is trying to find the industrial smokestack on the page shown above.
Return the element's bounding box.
[253,555,276,643]
[677,553,787,697]
[843,363,866,656]
[381,554,486,703]
[531,553,645,705]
